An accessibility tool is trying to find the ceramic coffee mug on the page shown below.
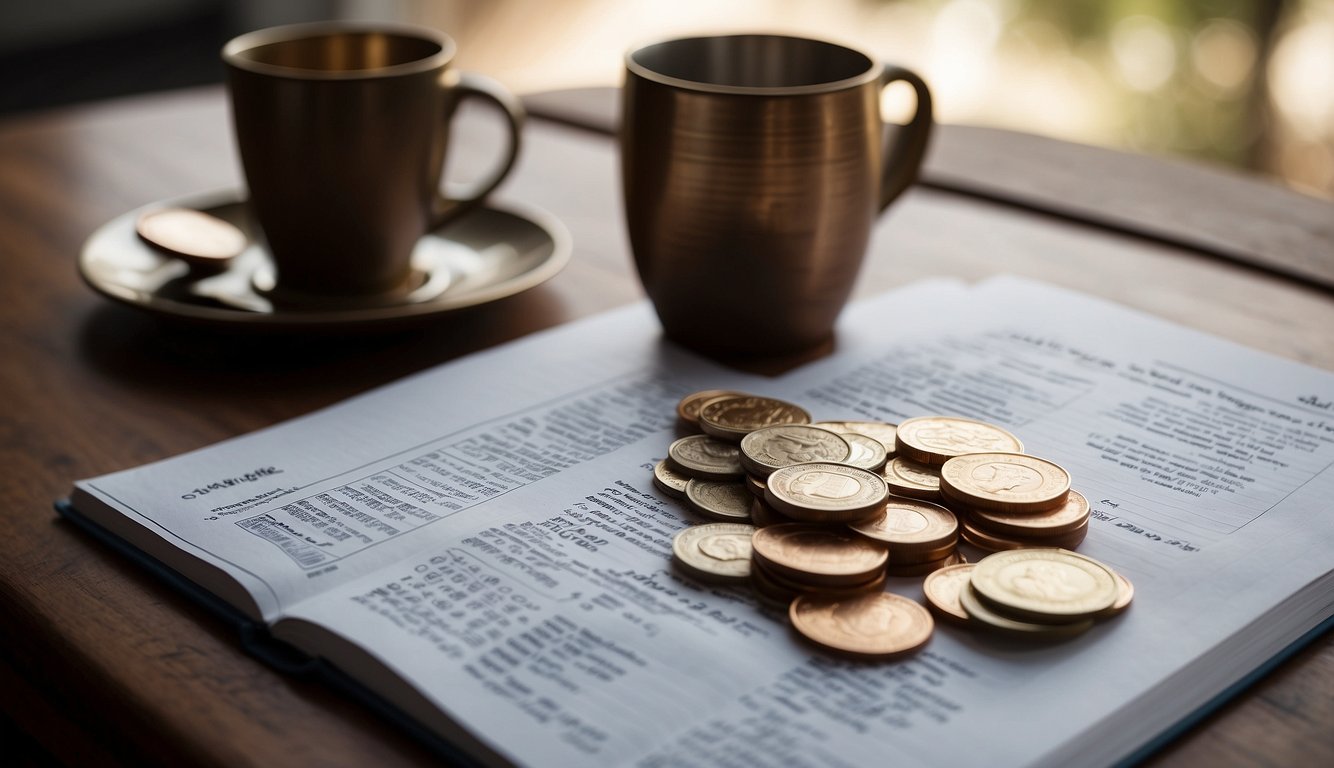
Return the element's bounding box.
[622,34,932,356]
[224,22,523,300]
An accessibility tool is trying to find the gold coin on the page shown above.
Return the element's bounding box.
[814,421,898,454]
[837,432,889,472]
[745,472,768,498]
[922,563,975,624]
[698,396,811,442]
[958,583,1094,638]
[849,497,958,552]
[789,592,933,659]
[881,456,942,500]
[895,416,1023,465]
[739,425,851,477]
[751,524,888,587]
[677,390,746,428]
[672,523,756,581]
[684,480,753,522]
[966,490,1090,537]
[136,207,247,266]
[765,462,889,523]
[970,548,1118,623]
[667,435,744,480]
[652,459,689,499]
[939,452,1071,513]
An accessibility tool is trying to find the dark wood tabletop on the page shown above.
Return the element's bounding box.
[1,85,1330,767]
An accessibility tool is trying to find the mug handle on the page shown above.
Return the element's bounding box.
[878,65,934,212]
[431,72,525,229]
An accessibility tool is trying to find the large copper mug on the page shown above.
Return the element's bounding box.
[622,34,932,357]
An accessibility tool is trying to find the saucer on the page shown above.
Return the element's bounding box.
[79,190,571,330]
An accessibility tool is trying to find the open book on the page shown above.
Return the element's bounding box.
[65,277,1334,767]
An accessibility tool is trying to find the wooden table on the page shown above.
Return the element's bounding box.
[1,85,1330,767]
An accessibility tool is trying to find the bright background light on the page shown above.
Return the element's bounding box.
[342,0,1334,198]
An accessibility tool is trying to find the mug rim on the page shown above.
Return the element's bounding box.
[625,33,880,95]
[223,21,456,80]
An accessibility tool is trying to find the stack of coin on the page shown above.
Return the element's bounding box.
[659,390,1129,658]
[938,452,1091,551]
[675,389,746,436]
[922,548,1133,638]
[658,432,753,522]
[849,497,966,576]
[748,524,888,606]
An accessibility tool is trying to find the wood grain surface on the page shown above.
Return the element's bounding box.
[0,86,1330,767]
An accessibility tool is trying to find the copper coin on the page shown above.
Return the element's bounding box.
[698,395,811,442]
[884,550,965,578]
[136,207,247,266]
[789,591,933,659]
[1097,569,1135,618]
[850,497,958,552]
[676,389,746,428]
[754,557,887,595]
[922,563,975,624]
[751,524,888,588]
[966,490,1091,537]
[959,519,1089,552]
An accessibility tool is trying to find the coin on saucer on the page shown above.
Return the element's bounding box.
[136,207,247,268]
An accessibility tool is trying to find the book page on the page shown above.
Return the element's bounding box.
[73,281,970,621]
[71,305,751,621]
[273,277,1334,767]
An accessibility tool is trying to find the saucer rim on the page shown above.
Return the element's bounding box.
[79,188,571,329]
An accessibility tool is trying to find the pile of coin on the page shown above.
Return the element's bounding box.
[657,389,1130,657]
[923,549,1132,638]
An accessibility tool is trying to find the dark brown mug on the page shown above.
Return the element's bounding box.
[224,22,523,300]
[622,34,932,357]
